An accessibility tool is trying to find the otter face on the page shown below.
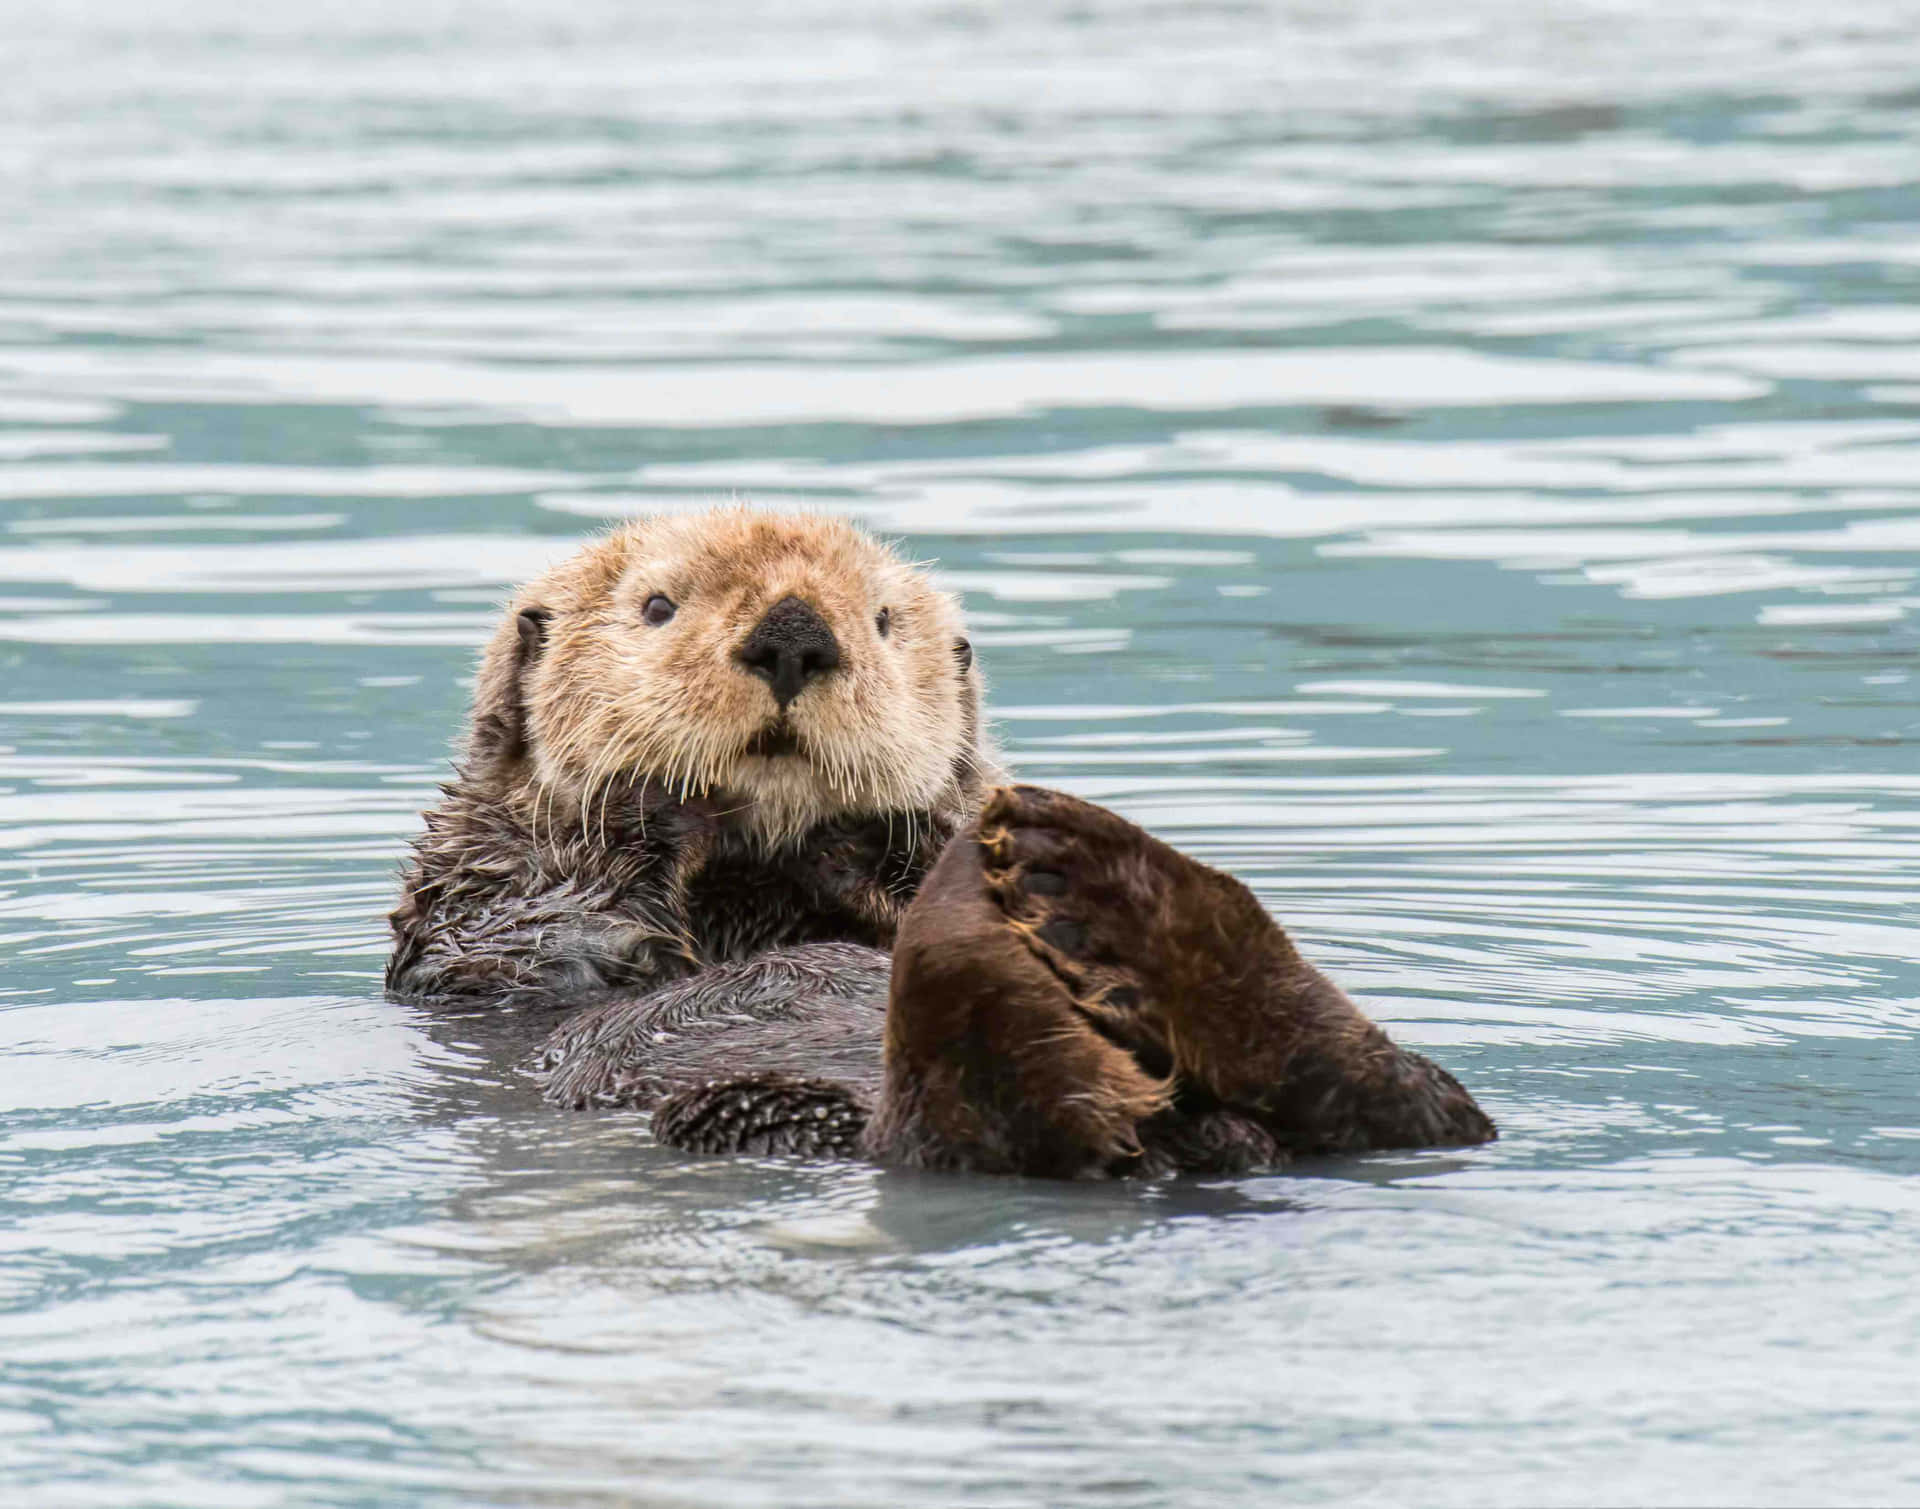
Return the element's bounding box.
[472,509,987,845]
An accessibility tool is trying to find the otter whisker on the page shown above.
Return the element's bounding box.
[592,743,627,851]
[534,761,564,860]
[572,753,600,841]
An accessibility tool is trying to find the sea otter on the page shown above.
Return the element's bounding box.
[389,508,1494,1177]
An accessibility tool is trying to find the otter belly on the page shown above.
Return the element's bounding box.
[533,941,890,1112]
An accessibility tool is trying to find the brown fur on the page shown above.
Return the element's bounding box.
[387,509,1494,1180]
[866,819,1172,1177]
[865,786,1495,1174]
[387,508,996,1012]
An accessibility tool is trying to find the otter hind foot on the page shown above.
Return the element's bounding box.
[653,1075,871,1160]
[976,784,1497,1156]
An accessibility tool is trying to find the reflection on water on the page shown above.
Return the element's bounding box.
[4,1,1920,1503]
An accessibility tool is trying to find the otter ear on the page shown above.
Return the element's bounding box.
[516,606,550,664]
[953,636,973,674]
[468,605,552,769]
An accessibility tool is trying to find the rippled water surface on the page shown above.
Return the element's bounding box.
[6,2,1920,1504]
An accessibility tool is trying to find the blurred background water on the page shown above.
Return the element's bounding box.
[4,1,1920,1504]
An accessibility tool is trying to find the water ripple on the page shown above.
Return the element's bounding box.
[6,2,1920,1504]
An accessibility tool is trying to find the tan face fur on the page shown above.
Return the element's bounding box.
[470,509,991,845]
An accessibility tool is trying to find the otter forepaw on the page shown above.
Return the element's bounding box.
[652,1075,871,1160]
[536,919,701,1004]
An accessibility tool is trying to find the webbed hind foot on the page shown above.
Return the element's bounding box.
[976,784,1496,1155]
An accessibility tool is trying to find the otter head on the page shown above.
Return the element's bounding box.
[467,508,991,845]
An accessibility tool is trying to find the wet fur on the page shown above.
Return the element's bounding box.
[388,510,991,1012]
[863,787,1491,1178]
[388,510,1494,1179]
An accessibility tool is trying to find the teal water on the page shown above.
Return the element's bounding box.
[5,3,1920,1504]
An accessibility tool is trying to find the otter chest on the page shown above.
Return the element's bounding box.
[683,848,891,965]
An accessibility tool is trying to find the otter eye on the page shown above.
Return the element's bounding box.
[875,607,891,637]
[642,594,677,627]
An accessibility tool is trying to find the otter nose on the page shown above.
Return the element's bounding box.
[735,595,842,710]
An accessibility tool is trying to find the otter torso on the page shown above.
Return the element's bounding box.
[387,508,993,1119]
[387,777,950,1012]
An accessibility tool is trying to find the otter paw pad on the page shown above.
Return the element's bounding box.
[976,786,1169,1057]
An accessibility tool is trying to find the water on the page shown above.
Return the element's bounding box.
[4,1,1920,1503]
